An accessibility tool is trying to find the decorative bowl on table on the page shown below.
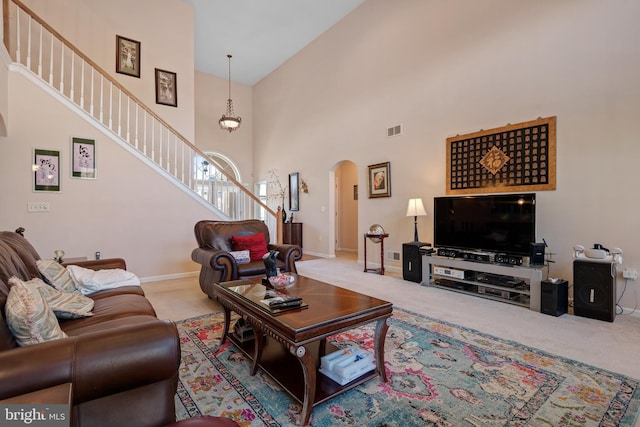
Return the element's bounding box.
[268,272,297,289]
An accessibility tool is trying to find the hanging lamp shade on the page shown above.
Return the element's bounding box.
[219,54,241,132]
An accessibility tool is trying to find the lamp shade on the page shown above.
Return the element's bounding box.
[406,198,427,217]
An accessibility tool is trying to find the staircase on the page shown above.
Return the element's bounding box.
[2,0,282,241]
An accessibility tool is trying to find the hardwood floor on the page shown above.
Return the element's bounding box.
[142,274,218,321]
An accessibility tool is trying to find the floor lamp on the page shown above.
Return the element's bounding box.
[406,198,427,243]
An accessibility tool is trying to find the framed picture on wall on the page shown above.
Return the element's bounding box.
[368,162,391,198]
[33,148,61,192]
[155,68,177,107]
[71,137,96,179]
[289,172,300,211]
[116,35,141,78]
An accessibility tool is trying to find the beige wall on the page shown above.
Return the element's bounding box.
[0,71,214,278]
[20,0,195,141]
[252,0,640,309]
[194,71,253,184]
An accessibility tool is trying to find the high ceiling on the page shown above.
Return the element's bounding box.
[179,0,365,85]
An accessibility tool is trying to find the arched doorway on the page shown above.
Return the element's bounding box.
[331,160,359,256]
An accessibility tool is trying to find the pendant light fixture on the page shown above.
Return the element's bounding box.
[219,54,241,132]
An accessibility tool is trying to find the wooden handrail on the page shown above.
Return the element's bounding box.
[4,0,275,217]
[2,0,8,53]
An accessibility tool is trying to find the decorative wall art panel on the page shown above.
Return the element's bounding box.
[71,137,96,179]
[446,116,556,195]
[33,148,61,192]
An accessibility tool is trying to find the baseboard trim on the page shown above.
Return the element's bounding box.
[140,270,198,283]
[301,250,335,259]
[619,307,640,319]
[335,248,357,253]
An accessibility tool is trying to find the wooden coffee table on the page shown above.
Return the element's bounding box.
[214,275,393,426]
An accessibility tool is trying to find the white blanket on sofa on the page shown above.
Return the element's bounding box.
[66,265,140,295]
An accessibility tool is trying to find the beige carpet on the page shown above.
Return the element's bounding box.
[296,257,640,384]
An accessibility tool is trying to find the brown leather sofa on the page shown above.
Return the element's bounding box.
[191,220,302,298]
[0,230,181,427]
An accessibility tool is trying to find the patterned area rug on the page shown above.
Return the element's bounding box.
[175,309,640,427]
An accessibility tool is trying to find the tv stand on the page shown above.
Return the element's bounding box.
[421,255,544,311]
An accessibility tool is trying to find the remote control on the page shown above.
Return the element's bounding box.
[268,296,302,307]
[270,300,302,309]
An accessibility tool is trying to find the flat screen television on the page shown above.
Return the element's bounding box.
[433,193,536,256]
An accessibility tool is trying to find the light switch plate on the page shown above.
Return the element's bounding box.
[28,202,50,212]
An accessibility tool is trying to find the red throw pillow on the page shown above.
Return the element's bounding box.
[231,232,268,261]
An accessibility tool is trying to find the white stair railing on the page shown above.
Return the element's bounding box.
[3,0,282,241]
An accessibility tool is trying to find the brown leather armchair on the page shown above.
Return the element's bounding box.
[191,220,302,298]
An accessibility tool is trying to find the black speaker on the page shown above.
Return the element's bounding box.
[508,255,523,266]
[437,248,461,258]
[540,279,568,316]
[495,254,522,265]
[573,260,616,322]
[402,243,423,283]
[530,243,545,266]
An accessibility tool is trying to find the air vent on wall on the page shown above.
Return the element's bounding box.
[387,124,402,137]
[386,250,401,261]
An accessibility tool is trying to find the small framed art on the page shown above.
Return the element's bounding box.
[71,137,96,179]
[368,162,391,198]
[289,172,300,211]
[33,148,61,192]
[155,68,177,107]
[116,35,140,78]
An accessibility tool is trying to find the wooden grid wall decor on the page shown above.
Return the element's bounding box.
[446,116,556,195]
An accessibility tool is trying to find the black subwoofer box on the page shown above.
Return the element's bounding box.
[573,259,616,322]
[402,242,424,283]
[540,279,568,316]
